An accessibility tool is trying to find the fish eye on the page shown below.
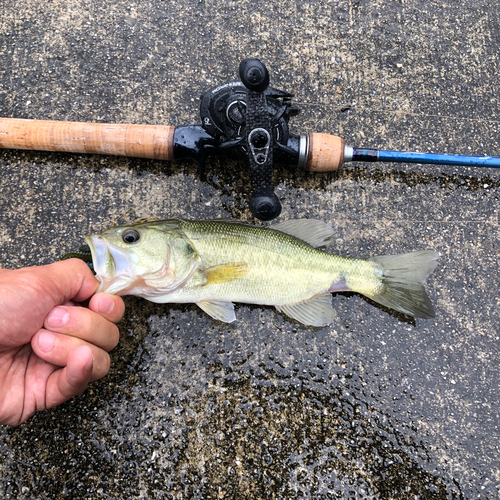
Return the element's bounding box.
[122,229,140,244]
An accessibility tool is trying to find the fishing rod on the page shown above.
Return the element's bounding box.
[0,58,498,221]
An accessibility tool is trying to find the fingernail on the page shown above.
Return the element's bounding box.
[38,331,56,353]
[46,307,69,328]
[98,295,114,315]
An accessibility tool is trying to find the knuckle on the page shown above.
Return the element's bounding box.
[93,315,120,351]
[71,306,94,332]
[93,352,111,381]
[63,257,92,276]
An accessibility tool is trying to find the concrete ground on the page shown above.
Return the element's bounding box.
[1,0,499,498]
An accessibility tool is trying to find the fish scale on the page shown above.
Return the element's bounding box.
[178,220,364,305]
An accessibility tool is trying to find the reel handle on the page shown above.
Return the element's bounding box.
[239,59,282,220]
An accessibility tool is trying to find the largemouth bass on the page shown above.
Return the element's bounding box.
[85,218,439,326]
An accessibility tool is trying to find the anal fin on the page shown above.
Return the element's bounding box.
[276,292,336,326]
[197,300,236,323]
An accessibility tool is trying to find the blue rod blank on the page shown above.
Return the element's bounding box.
[377,149,500,168]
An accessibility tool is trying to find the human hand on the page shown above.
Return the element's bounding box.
[0,259,125,426]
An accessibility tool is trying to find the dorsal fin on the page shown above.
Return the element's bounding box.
[270,219,334,248]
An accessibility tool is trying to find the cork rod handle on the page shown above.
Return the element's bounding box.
[0,118,175,160]
[306,133,345,171]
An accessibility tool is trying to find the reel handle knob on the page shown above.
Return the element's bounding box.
[249,187,282,221]
[239,59,270,93]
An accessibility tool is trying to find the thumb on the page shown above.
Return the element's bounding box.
[33,259,100,304]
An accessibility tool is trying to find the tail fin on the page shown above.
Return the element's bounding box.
[367,250,439,318]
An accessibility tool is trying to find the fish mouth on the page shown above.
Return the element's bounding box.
[84,235,133,295]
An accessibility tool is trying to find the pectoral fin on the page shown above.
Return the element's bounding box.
[204,262,249,286]
[276,293,336,326]
[197,300,236,323]
[271,219,334,248]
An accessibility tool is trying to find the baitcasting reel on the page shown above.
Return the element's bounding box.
[198,59,303,220]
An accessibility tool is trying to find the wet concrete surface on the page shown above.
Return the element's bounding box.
[1,0,499,498]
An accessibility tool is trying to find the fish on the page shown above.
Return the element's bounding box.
[84,218,439,326]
